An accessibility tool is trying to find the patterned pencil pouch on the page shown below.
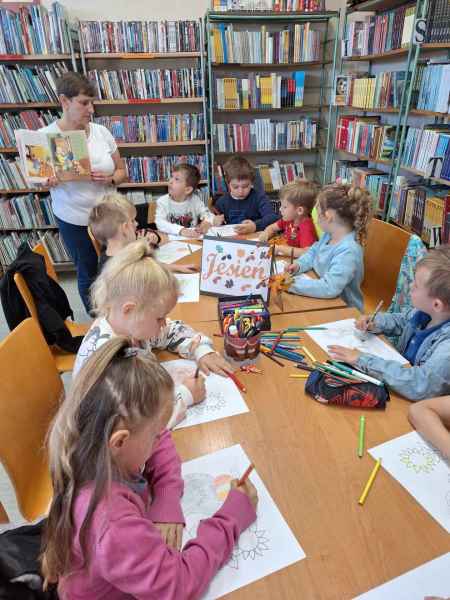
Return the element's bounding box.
[305,370,390,409]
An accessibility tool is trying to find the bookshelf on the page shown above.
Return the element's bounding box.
[205,9,340,198]
[332,0,450,245]
[78,18,210,201]
[0,2,79,273]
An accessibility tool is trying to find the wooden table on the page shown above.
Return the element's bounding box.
[167,240,347,322]
[167,308,449,600]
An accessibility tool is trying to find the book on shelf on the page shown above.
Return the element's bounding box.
[0,230,70,269]
[41,229,71,263]
[0,109,61,149]
[210,23,321,64]
[0,193,56,230]
[333,75,352,106]
[15,129,91,184]
[0,62,69,104]
[93,113,205,144]
[402,125,450,181]
[87,67,203,101]
[125,154,207,183]
[0,155,28,190]
[256,159,305,191]
[212,0,325,11]
[339,71,407,109]
[0,2,71,56]
[79,20,200,54]
[214,71,305,109]
[335,160,389,213]
[425,0,450,43]
[416,63,450,114]
[213,117,317,152]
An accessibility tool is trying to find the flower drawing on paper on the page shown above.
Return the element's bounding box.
[399,444,441,474]
[228,524,270,569]
[192,390,226,415]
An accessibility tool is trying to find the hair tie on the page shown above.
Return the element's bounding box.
[122,346,146,359]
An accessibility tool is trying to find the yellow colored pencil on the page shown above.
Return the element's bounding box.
[302,346,317,364]
[358,459,382,505]
[289,374,308,379]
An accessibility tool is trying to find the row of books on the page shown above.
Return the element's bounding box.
[335,116,396,161]
[87,68,203,101]
[125,155,207,183]
[335,72,406,109]
[0,230,70,269]
[213,159,306,194]
[0,156,27,190]
[416,63,450,114]
[0,110,60,149]
[425,0,450,43]
[79,20,200,54]
[334,160,389,213]
[0,2,70,56]
[210,23,321,64]
[0,194,56,230]
[389,181,450,246]
[402,127,450,181]
[342,5,416,57]
[215,72,305,109]
[0,62,69,104]
[94,113,205,144]
[213,118,317,152]
[212,0,324,11]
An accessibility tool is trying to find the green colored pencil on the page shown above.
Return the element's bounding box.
[358,416,366,458]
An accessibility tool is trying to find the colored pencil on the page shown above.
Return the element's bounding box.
[290,247,294,265]
[238,463,255,486]
[358,459,382,505]
[269,329,285,355]
[368,300,384,325]
[302,346,317,363]
[260,347,285,367]
[226,370,247,393]
[295,363,315,373]
[187,243,193,254]
[289,373,308,379]
[329,362,383,387]
[358,416,365,458]
[195,366,200,378]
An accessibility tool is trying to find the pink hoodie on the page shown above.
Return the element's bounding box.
[58,430,256,599]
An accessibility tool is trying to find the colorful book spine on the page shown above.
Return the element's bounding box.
[125,154,207,183]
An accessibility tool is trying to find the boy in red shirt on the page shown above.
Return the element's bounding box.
[258,179,318,257]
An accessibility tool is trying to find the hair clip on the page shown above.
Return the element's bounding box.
[122,346,145,359]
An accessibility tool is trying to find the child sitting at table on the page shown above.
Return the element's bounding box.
[215,155,279,234]
[409,396,450,460]
[285,184,372,311]
[42,337,257,598]
[328,245,450,401]
[74,239,231,427]
[258,179,318,257]
[155,163,222,237]
[89,193,196,274]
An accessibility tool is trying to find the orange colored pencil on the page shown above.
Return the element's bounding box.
[238,463,255,486]
[226,370,247,393]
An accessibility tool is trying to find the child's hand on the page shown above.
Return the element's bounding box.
[213,214,225,226]
[258,230,269,242]
[198,352,232,377]
[198,220,211,234]
[180,227,200,238]
[355,315,376,332]
[137,229,159,246]
[91,171,113,185]
[183,375,206,405]
[171,263,198,274]
[154,522,184,551]
[327,345,361,365]
[230,478,258,511]
[284,263,299,275]
[235,220,257,234]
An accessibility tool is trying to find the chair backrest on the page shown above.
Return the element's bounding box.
[362,219,411,313]
[13,272,38,320]
[0,318,62,521]
[88,226,102,258]
[33,242,58,282]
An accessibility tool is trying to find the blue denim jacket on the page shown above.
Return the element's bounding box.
[356,308,450,400]
[288,231,364,311]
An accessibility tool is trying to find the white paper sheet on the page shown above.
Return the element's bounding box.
[155,241,199,264]
[369,431,450,533]
[161,359,249,429]
[168,233,197,241]
[174,273,200,303]
[208,224,238,237]
[353,552,450,599]
[306,318,408,364]
[181,444,306,599]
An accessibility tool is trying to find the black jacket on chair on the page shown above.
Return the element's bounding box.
[0,243,83,353]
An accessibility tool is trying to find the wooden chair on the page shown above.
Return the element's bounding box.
[0,318,62,522]
[362,219,411,313]
[88,226,102,258]
[33,241,58,282]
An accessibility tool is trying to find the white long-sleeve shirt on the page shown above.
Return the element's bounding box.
[155,192,214,235]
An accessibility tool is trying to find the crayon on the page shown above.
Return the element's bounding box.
[358,416,365,458]
[358,459,382,505]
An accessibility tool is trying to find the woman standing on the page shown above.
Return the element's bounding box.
[42,72,127,312]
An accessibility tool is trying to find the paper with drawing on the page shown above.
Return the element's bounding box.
[354,552,450,599]
[155,241,199,264]
[181,444,306,599]
[161,359,249,429]
[174,273,200,303]
[369,431,450,533]
[306,318,408,364]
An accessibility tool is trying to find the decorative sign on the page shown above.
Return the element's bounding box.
[200,236,272,301]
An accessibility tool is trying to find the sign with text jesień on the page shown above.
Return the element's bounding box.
[200,236,272,301]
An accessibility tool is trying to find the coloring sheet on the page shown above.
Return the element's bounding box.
[168,233,195,241]
[181,444,306,599]
[208,224,238,237]
[155,241,200,264]
[369,431,450,533]
[306,318,408,364]
[175,273,200,303]
[353,552,450,599]
[161,359,249,429]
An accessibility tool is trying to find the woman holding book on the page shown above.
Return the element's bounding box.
[41,72,127,313]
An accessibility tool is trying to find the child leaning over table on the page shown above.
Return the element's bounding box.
[328,245,450,401]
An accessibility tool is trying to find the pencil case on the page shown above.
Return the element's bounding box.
[218,294,271,334]
[224,331,261,361]
[305,370,390,409]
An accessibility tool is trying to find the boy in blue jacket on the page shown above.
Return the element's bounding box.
[215,155,278,234]
[329,245,450,401]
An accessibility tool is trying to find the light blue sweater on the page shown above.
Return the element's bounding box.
[288,231,364,311]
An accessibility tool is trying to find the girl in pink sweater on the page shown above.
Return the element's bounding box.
[41,338,258,599]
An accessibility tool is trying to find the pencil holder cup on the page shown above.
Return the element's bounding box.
[224,332,261,362]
